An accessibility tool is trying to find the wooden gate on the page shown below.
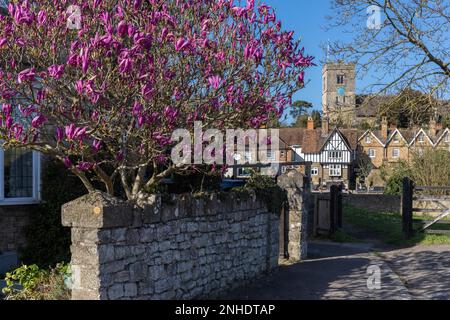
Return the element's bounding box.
[313,185,343,236]
[402,177,450,238]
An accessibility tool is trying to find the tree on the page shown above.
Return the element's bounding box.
[381,149,450,195]
[0,0,313,202]
[327,0,449,97]
[355,149,374,190]
[289,99,313,119]
[292,110,321,128]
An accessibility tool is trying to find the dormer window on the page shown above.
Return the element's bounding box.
[393,134,400,143]
[418,133,424,143]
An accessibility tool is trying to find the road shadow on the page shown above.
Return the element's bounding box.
[223,241,410,300]
[380,247,450,300]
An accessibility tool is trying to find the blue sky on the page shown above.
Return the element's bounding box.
[264,0,358,114]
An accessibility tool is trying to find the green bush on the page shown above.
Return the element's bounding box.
[20,159,86,268]
[2,263,71,300]
[382,162,412,195]
[240,173,287,215]
[382,149,450,196]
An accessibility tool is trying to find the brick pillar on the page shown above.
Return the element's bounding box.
[277,171,310,261]
[61,191,135,300]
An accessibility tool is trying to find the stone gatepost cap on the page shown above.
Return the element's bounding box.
[62,191,133,229]
[277,171,305,190]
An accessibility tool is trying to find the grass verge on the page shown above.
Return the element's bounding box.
[344,205,450,246]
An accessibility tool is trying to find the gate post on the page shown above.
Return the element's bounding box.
[401,177,414,239]
[277,171,311,262]
[330,185,341,234]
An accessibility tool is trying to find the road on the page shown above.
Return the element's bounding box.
[225,241,450,300]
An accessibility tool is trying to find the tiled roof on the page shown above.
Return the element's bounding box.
[279,127,359,153]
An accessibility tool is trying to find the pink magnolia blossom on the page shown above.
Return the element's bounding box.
[48,64,65,79]
[175,38,190,52]
[17,68,35,83]
[31,114,47,128]
[0,0,312,200]
[208,76,222,90]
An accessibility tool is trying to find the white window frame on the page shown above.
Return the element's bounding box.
[393,135,400,143]
[392,148,400,158]
[329,164,342,177]
[418,134,424,143]
[365,135,371,143]
[329,151,343,160]
[0,149,41,205]
[369,149,376,158]
[311,167,319,176]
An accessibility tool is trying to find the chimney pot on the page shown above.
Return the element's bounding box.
[381,116,388,139]
[307,116,315,130]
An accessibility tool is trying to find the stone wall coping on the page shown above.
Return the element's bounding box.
[62,190,270,229]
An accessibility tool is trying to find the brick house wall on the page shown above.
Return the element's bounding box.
[0,205,36,253]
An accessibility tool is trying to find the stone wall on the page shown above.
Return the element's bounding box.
[62,191,279,300]
[0,205,35,253]
[343,194,400,213]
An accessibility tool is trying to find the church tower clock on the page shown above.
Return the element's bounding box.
[322,61,357,127]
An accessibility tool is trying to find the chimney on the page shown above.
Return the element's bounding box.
[381,116,388,140]
[307,116,315,130]
[322,116,329,136]
[429,118,437,138]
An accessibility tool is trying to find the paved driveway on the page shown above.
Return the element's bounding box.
[225,241,450,300]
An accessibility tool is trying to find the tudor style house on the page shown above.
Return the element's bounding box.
[278,117,358,190]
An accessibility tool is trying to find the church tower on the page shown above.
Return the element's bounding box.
[322,62,356,127]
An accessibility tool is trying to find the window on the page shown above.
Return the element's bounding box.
[329,151,343,160]
[369,149,376,158]
[365,135,372,143]
[335,96,339,104]
[337,75,345,85]
[393,134,400,143]
[329,164,342,177]
[392,148,400,158]
[0,148,40,204]
[311,167,319,176]
[445,133,449,143]
[343,96,346,103]
[418,133,424,143]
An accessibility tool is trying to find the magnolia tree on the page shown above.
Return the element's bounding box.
[0,0,313,202]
